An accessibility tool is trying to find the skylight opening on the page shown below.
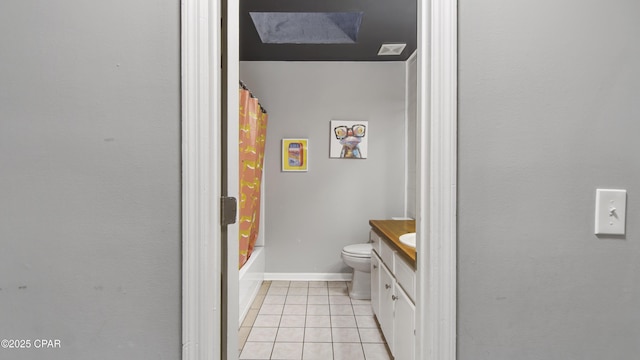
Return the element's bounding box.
[249,12,364,44]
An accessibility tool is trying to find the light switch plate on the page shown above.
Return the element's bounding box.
[595,189,627,235]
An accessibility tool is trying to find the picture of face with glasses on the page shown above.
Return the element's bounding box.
[333,124,366,158]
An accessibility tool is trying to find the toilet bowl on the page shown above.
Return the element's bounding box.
[341,243,372,300]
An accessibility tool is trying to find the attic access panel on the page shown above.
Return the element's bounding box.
[240,0,417,61]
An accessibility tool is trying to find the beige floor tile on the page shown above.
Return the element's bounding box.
[362,343,391,360]
[307,295,329,305]
[333,343,365,360]
[332,327,361,343]
[285,295,308,305]
[239,342,274,360]
[287,287,309,296]
[358,328,385,343]
[328,287,349,296]
[280,315,306,328]
[276,327,305,343]
[251,294,266,309]
[283,304,307,315]
[350,298,371,305]
[306,304,330,316]
[330,304,354,316]
[272,342,303,360]
[302,342,333,360]
[328,281,348,288]
[305,315,331,327]
[329,295,351,304]
[264,295,286,305]
[238,326,251,351]
[268,287,289,296]
[259,304,284,315]
[242,309,259,327]
[307,305,331,315]
[258,282,270,295]
[253,314,282,327]
[355,315,378,328]
[352,304,373,316]
[308,287,328,296]
[331,315,357,328]
[303,327,332,343]
[243,278,391,360]
[247,327,278,342]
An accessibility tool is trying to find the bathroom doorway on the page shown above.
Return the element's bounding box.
[180,0,457,359]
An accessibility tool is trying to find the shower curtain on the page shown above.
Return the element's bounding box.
[238,86,268,269]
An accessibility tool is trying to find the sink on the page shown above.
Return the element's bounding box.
[398,232,416,248]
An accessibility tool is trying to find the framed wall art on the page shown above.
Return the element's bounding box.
[329,120,368,159]
[282,138,308,172]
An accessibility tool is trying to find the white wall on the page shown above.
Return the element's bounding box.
[0,1,181,359]
[458,0,640,358]
[240,61,407,274]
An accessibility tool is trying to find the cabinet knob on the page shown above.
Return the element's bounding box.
[373,264,378,269]
[385,284,391,289]
[392,295,398,301]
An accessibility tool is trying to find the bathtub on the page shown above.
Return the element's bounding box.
[239,246,265,323]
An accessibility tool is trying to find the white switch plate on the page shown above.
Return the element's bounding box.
[595,189,627,235]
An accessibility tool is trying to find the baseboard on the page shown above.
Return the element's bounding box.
[265,273,352,281]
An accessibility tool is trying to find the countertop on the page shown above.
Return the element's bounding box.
[369,219,416,268]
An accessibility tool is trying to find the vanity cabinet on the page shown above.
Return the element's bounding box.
[394,282,416,360]
[370,254,380,316]
[370,228,416,360]
[378,258,396,353]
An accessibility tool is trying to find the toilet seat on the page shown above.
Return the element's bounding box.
[342,243,372,258]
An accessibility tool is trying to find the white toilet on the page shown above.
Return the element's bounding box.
[341,243,372,300]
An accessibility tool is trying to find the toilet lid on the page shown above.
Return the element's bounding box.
[342,243,372,257]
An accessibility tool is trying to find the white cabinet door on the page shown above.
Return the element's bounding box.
[379,262,395,354]
[394,283,416,360]
[371,253,381,317]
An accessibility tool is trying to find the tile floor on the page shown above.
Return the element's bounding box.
[239,281,392,360]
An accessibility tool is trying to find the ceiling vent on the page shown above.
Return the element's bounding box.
[377,43,407,56]
[249,12,364,44]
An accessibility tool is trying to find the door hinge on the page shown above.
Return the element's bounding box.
[221,196,237,226]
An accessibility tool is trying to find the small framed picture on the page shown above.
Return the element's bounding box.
[282,139,308,172]
[330,120,368,159]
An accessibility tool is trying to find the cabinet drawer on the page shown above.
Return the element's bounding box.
[394,253,415,302]
[379,237,395,272]
[369,229,381,256]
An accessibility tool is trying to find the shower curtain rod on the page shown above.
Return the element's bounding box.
[239,80,267,114]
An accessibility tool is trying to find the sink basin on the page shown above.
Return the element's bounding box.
[399,232,416,248]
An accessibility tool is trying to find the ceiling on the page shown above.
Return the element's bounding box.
[240,0,417,62]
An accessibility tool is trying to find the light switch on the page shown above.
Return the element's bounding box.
[595,189,627,235]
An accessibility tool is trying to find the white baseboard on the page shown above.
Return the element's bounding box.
[265,273,352,281]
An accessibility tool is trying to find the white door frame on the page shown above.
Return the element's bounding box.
[181,0,222,359]
[415,0,457,359]
[181,0,458,359]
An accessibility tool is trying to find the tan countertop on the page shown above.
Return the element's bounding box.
[369,219,416,268]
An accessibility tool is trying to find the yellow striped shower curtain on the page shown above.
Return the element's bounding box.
[238,87,268,269]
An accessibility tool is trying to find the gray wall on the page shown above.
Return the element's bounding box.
[458,1,640,359]
[406,54,418,219]
[0,1,181,359]
[240,62,406,273]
